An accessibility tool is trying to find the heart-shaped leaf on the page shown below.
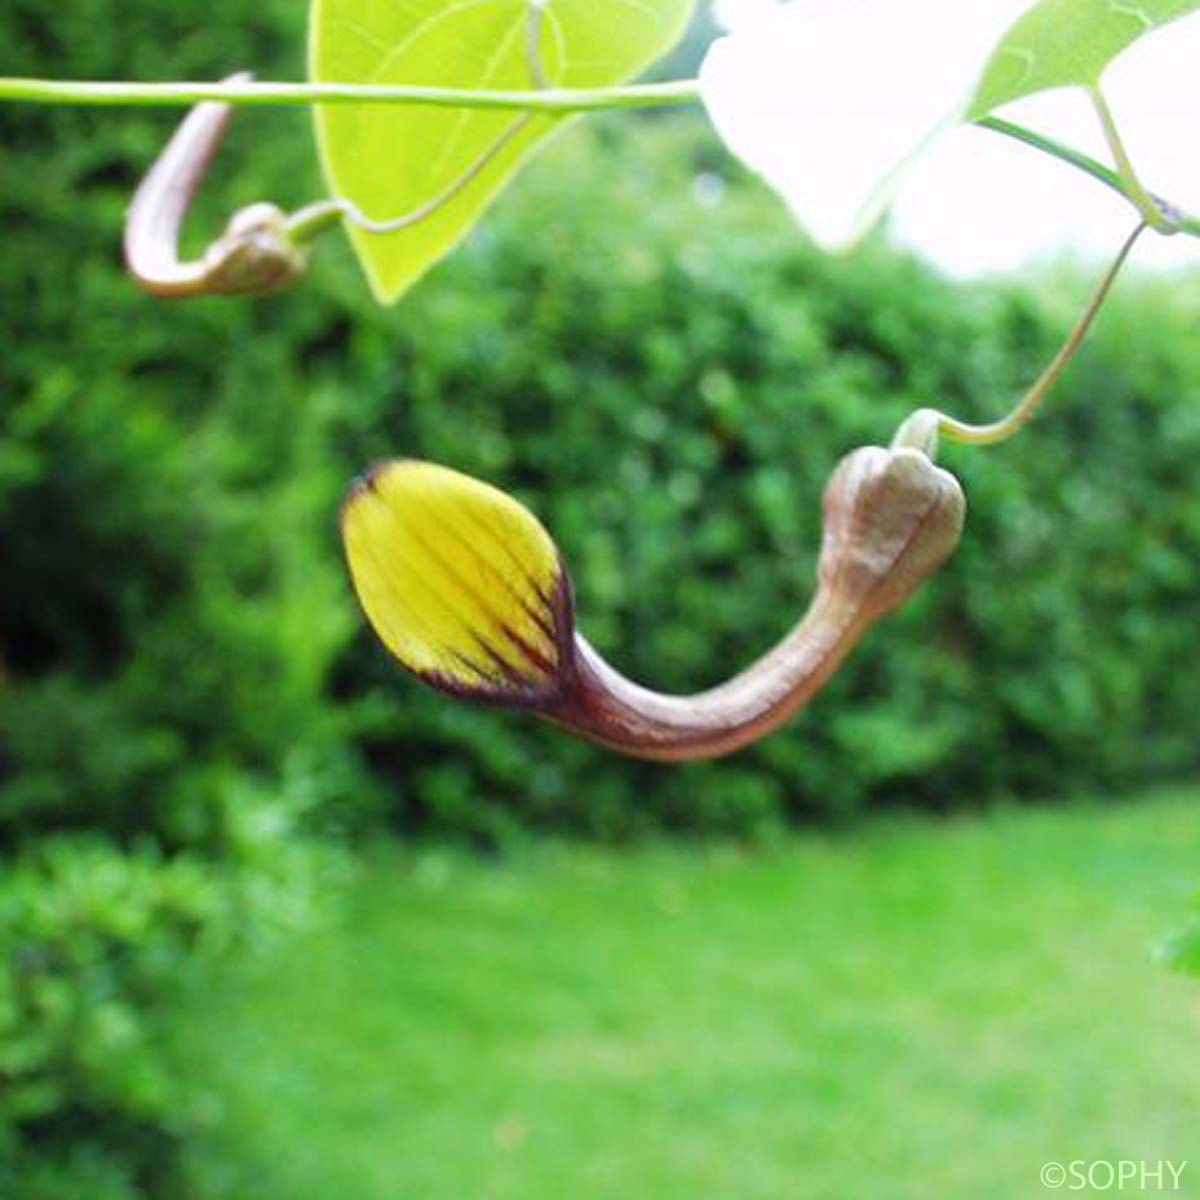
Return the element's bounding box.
[969,0,1200,117]
[310,0,694,303]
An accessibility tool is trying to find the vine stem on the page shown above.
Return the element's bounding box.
[4,74,1200,236]
[977,116,1125,203]
[0,76,701,112]
[978,116,1200,237]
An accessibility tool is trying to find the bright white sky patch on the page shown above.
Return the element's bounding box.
[701,0,1034,249]
[705,0,1200,277]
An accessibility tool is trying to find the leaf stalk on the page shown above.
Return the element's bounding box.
[910,221,1148,450]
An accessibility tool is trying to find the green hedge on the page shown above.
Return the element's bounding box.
[5,0,1200,1189]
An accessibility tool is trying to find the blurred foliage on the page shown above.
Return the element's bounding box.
[0,833,342,1197]
[1168,899,1200,976]
[4,0,1200,1190]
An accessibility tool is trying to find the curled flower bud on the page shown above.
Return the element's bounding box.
[124,73,306,298]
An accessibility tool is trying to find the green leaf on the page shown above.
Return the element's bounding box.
[309,0,694,303]
[969,0,1200,118]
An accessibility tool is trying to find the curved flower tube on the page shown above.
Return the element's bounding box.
[340,447,965,762]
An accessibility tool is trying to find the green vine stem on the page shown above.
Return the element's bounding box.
[0,76,700,112]
[4,74,1199,239]
[976,117,1123,211]
[978,115,1199,237]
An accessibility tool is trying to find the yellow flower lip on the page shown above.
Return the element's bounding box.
[340,459,575,708]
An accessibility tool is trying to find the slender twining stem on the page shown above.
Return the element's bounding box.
[3,73,1200,232]
[283,197,345,244]
[931,220,1147,447]
[978,116,1125,206]
[979,116,1200,238]
[1090,85,1175,234]
[9,75,1200,238]
[0,76,701,112]
[11,70,1200,253]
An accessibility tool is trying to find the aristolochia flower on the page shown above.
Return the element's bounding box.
[339,448,964,761]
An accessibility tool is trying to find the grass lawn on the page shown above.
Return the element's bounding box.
[178,790,1200,1199]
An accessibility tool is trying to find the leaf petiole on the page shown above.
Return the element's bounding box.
[289,115,535,242]
[923,220,1148,449]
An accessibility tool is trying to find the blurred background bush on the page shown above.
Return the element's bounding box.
[3,0,1200,1195]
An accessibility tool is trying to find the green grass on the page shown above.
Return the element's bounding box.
[179,791,1200,1199]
